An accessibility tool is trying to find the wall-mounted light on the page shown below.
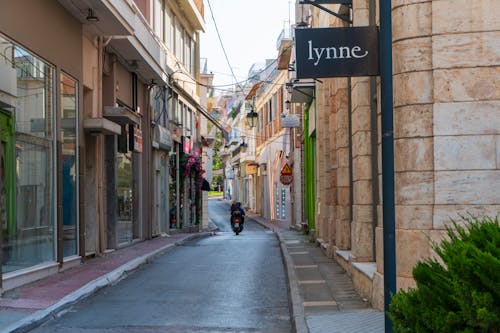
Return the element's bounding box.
[240,136,248,148]
[246,109,258,128]
[246,96,258,128]
[86,9,99,22]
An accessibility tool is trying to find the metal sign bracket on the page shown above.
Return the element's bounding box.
[299,0,352,24]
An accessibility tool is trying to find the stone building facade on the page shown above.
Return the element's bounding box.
[298,0,499,310]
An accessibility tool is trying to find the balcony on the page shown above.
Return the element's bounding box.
[57,0,134,36]
[177,0,205,31]
[276,28,293,70]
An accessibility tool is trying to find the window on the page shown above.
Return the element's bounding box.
[151,86,166,127]
[185,34,192,77]
[175,100,182,125]
[175,19,183,61]
[272,94,278,120]
[259,107,264,131]
[165,7,173,49]
[0,34,56,273]
[190,38,196,75]
[154,0,164,41]
[268,100,273,123]
[60,73,78,257]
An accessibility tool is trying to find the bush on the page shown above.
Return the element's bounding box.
[388,215,500,333]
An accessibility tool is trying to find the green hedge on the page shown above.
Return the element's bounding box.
[388,215,500,333]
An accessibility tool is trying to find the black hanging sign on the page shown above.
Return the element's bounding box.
[295,26,379,78]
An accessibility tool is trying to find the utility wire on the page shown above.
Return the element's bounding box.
[206,0,246,93]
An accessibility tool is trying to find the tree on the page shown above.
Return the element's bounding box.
[212,131,223,170]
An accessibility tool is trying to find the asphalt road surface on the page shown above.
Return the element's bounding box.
[30,198,291,333]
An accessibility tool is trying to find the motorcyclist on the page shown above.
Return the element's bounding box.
[230,201,245,227]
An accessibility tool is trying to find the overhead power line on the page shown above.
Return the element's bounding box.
[206,0,246,93]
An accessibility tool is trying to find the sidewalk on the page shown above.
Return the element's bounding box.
[0,231,214,333]
[246,211,385,333]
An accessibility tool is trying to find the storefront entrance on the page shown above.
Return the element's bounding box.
[0,109,16,273]
[0,36,58,276]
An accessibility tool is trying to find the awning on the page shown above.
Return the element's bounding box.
[277,39,293,70]
[103,106,141,126]
[83,117,122,135]
[290,82,315,104]
[245,82,263,100]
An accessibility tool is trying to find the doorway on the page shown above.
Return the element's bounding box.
[0,109,16,273]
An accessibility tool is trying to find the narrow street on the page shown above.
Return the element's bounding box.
[29,198,291,333]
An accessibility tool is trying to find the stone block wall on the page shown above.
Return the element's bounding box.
[392,0,435,287]
[310,0,499,312]
[392,0,500,291]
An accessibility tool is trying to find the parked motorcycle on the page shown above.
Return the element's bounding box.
[231,209,244,235]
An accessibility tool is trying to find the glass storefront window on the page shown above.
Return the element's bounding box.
[0,35,56,273]
[117,150,133,245]
[60,73,78,257]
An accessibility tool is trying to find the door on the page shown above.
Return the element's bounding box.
[160,152,168,233]
[0,109,16,272]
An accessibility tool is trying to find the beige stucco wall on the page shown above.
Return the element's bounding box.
[0,0,82,81]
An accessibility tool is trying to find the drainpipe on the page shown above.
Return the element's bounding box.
[347,77,353,230]
[176,144,180,229]
[57,77,63,266]
[97,36,105,254]
[369,0,379,263]
[0,128,3,290]
[79,145,85,259]
[380,0,396,331]
[144,82,153,240]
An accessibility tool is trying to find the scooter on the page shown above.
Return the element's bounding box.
[231,210,244,235]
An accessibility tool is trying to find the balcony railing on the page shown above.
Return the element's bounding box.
[276,27,292,50]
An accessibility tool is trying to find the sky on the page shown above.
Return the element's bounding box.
[200,0,295,90]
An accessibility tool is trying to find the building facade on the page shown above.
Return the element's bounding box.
[0,0,208,292]
[287,0,499,310]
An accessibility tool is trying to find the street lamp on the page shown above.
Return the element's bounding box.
[246,97,258,128]
[246,109,258,128]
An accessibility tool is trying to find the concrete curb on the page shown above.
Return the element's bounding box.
[1,232,213,333]
[276,232,309,333]
[246,215,308,333]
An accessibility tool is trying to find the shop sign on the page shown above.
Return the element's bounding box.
[170,123,182,143]
[280,163,293,185]
[133,126,142,153]
[183,137,191,154]
[193,144,201,157]
[246,164,258,175]
[154,126,173,151]
[295,26,379,78]
[281,114,300,128]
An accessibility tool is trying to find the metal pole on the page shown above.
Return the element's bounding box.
[379,0,396,331]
